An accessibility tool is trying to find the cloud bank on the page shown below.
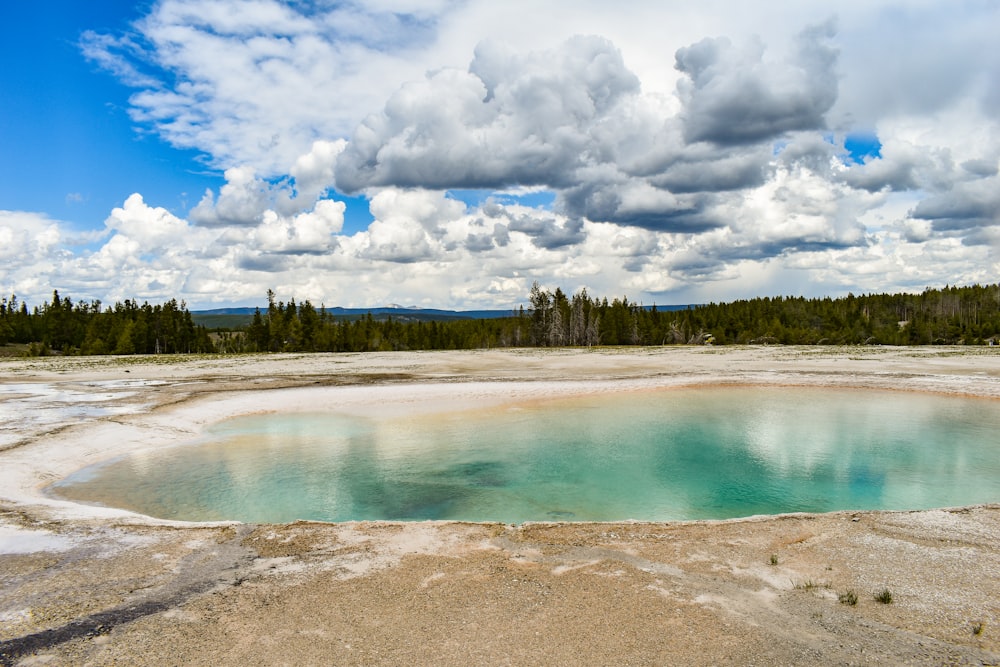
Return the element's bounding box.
[4,0,999,309]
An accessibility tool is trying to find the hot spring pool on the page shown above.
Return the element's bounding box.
[49,386,1000,523]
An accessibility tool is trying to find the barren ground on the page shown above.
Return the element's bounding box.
[1,347,998,666]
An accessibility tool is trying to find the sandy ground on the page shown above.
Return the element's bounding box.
[1,346,999,665]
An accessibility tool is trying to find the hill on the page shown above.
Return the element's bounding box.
[191,304,695,329]
[191,306,519,329]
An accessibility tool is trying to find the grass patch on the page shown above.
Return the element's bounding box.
[769,553,778,566]
[838,590,858,606]
[874,588,893,604]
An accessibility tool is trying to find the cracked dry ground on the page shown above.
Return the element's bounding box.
[1,506,998,666]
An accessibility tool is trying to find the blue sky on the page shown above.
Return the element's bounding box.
[1,1,998,309]
[0,2,222,235]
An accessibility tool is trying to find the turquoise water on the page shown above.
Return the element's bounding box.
[50,387,1000,523]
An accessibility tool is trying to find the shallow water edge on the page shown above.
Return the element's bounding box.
[4,346,1000,525]
[48,386,1000,524]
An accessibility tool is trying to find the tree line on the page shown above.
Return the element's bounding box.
[4,283,1000,356]
[0,291,214,355]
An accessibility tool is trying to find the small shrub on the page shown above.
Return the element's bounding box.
[874,588,893,604]
[769,553,778,566]
[27,341,50,357]
[838,590,858,606]
[972,622,984,636]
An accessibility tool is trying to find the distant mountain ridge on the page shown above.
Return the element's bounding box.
[191,304,695,328]
[193,304,694,317]
[193,306,517,319]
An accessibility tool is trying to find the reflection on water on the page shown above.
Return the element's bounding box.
[50,387,1000,523]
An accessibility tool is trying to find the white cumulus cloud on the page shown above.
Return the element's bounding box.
[8,0,991,309]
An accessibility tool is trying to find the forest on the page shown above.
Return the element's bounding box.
[0,291,214,355]
[3,283,1000,356]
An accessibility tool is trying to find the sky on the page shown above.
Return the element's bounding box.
[2,1,999,310]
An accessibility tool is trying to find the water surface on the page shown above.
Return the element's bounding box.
[51,387,1000,523]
